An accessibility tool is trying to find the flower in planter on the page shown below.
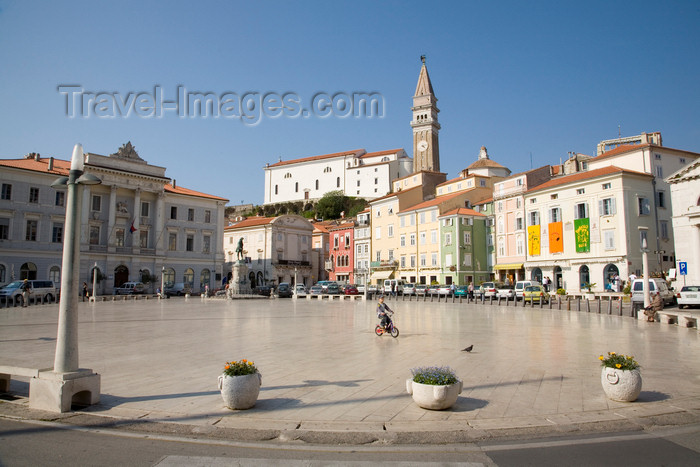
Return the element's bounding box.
[410,366,459,385]
[599,352,639,371]
[223,359,258,376]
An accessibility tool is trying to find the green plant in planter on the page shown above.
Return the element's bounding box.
[556,288,566,295]
[623,283,631,295]
[599,352,639,370]
[583,282,596,292]
[223,359,258,376]
[410,366,458,385]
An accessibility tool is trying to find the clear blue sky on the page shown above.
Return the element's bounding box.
[1,0,699,205]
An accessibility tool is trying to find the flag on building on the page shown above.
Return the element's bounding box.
[129,221,137,234]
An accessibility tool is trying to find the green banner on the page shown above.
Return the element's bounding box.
[574,218,590,253]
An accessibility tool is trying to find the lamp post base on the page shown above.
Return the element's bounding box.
[29,369,100,413]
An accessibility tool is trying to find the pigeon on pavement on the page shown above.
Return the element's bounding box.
[462,345,473,352]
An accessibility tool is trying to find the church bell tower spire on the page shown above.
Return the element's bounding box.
[411,55,440,173]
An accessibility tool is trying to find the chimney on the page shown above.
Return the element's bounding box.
[48,157,54,171]
[34,153,41,161]
[172,179,176,188]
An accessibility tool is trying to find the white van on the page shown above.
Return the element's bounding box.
[515,280,541,300]
[0,280,58,305]
[631,278,675,307]
[383,279,405,295]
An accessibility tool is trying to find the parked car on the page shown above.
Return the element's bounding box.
[630,278,675,307]
[515,280,541,300]
[309,285,323,295]
[277,282,293,298]
[383,279,405,295]
[356,284,366,294]
[164,282,191,297]
[253,285,272,296]
[677,285,700,309]
[367,284,378,295]
[415,284,428,296]
[402,283,416,295]
[326,283,341,294]
[294,284,308,297]
[437,285,452,296]
[522,285,550,304]
[496,285,515,299]
[0,280,57,305]
[344,285,359,295]
[480,282,499,298]
[114,281,146,295]
[428,285,440,295]
[454,285,470,297]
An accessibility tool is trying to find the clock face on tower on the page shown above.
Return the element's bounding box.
[417,141,428,151]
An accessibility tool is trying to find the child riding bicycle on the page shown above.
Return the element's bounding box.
[377,295,394,329]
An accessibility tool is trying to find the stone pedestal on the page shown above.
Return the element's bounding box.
[230,260,251,295]
[29,369,101,413]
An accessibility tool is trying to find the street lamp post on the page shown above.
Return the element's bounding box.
[642,236,651,309]
[91,262,98,301]
[161,266,165,298]
[30,144,102,412]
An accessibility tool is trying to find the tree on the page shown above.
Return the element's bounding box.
[315,190,346,220]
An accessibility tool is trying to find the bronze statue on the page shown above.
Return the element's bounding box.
[235,237,244,260]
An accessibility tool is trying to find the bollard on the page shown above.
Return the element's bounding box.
[430,294,434,302]
[530,297,534,308]
[617,299,622,316]
[540,296,543,308]
[557,295,561,310]
[505,296,509,307]
[585,299,590,313]
[607,298,612,315]
[548,296,552,309]
[497,296,501,306]
[452,294,455,303]
[567,297,571,311]
[597,297,601,313]
[577,297,581,311]
[489,296,493,305]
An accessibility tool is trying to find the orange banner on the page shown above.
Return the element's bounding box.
[549,222,563,253]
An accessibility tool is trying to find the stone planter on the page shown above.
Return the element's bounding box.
[218,372,262,410]
[601,367,642,402]
[406,378,463,410]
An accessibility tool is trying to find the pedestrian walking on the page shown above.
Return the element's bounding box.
[468,281,474,300]
[82,282,88,302]
[20,279,30,307]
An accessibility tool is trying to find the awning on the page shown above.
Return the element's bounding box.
[493,263,524,271]
[370,270,394,281]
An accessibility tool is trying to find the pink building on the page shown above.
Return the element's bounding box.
[328,222,355,284]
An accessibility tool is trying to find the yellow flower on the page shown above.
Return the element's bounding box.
[615,364,621,368]
[250,361,254,365]
[599,356,604,360]
[610,352,616,355]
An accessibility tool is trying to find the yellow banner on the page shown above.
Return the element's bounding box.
[549,222,563,253]
[528,225,541,256]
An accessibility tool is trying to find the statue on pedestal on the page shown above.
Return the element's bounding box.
[236,238,244,261]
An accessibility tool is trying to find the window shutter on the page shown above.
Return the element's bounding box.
[598,200,603,216]
[611,197,616,215]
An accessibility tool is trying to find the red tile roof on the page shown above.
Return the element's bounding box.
[1,155,226,201]
[474,197,493,205]
[399,191,464,213]
[594,143,651,160]
[225,216,275,230]
[360,148,404,158]
[526,166,651,194]
[368,185,422,204]
[0,156,72,176]
[266,149,365,168]
[439,207,486,218]
[164,184,228,201]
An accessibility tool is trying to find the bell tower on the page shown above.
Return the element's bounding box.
[411,55,440,172]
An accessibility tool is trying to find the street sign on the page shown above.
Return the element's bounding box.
[679,262,688,276]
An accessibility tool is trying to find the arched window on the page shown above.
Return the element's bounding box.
[200,269,211,292]
[274,185,278,195]
[579,265,590,289]
[531,268,542,283]
[295,182,298,192]
[336,177,340,187]
[0,264,5,283]
[163,267,175,287]
[315,180,319,190]
[20,262,37,280]
[183,268,194,286]
[603,264,619,290]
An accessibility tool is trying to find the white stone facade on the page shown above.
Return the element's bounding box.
[667,159,700,286]
[262,149,412,205]
[223,215,314,287]
[0,147,228,294]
